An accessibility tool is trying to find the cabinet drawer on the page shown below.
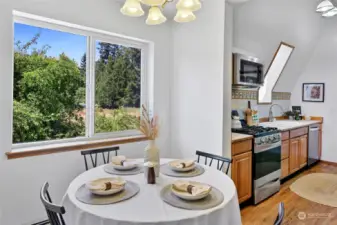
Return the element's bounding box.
[281,158,289,179]
[281,140,289,160]
[232,140,252,156]
[281,131,290,141]
[290,127,308,138]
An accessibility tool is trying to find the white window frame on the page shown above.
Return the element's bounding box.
[11,11,154,150]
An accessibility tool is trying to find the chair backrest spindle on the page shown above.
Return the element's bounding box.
[40,182,66,225]
[196,150,232,174]
[81,146,119,170]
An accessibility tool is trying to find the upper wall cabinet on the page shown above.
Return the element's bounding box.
[258,42,295,104]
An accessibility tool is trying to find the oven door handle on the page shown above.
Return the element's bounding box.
[254,142,281,154]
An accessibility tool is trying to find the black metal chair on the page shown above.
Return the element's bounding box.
[81,146,119,170]
[274,202,285,225]
[196,150,232,174]
[40,182,66,225]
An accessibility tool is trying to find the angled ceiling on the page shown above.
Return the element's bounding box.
[233,0,325,92]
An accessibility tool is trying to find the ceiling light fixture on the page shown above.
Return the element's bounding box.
[316,0,334,12]
[146,6,167,25]
[120,0,202,25]
[120,0,145,17]
[323,7,337,17]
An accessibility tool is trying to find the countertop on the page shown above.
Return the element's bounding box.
[232,133,253,143]
[259,120,322,131]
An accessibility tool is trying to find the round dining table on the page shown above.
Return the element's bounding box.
[62,158,242,225]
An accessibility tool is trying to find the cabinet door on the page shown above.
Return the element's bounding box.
[299,135,308,168]
[232,151,252,204]
[281,140,289,160]
[289,138,300,174]
[281,158,289,179]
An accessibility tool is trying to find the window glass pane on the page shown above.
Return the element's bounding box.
[94,41,141,133]
[13,23,87,144]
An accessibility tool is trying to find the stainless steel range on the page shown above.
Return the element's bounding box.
[232,126,281,204]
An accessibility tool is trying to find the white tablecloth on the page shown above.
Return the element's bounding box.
[63,159,242,225]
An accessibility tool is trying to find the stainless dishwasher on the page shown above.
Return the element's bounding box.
[308,125,320,166]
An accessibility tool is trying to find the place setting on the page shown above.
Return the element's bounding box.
[160,159,205,177]
[75,176,140,205]
[103,155,143,175]
[160,180,224,210]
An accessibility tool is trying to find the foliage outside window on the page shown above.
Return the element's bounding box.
[13,21,144,145]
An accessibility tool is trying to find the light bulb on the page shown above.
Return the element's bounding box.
[146,6,167,25]
[174,9,196,23]
[322,7,337,17]
[120,0,144,17]
[316,0,334,12]
[141,0,166,6]
[176,0,201,11]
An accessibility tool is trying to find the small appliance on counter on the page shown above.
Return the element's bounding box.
[231,110,242,129]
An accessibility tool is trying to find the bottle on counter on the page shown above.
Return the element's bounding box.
[245,101,254,126]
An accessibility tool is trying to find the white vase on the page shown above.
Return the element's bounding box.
[144,140,160,177]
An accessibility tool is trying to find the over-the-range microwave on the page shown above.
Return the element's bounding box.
[233,53,264,87]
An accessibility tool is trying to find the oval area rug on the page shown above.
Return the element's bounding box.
[290,173,337,207]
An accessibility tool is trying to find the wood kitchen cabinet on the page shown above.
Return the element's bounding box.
[289,137,300,174]
[281,140,289,160]
[232,151,252,204]
[289,135,308,174]
[281,158,289,178]
[299,135,308,168]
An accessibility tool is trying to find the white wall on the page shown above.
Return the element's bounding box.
[223,3,234,158]
[233,0,324,92]
[291,18,337,163]
[0,0,171,224]
[170,0,227,158]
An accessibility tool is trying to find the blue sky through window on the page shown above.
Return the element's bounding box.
[14,23,87,65]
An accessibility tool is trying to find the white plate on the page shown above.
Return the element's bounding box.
[86,177,126,196]
[171,182,212,201]
[112,162,138,171]
[169,160,196,172]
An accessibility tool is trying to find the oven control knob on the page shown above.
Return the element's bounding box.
[261,137,266,143]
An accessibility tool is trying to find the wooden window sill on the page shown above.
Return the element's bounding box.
[6,135,148,160]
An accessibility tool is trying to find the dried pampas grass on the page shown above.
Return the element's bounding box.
[139,104,159,140]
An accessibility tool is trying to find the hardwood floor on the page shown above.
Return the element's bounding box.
[241,162,337,225]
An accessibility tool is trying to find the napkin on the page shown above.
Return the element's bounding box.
[111,155,127,166]
[87,177,126,191]
[172,180,211,196]
[171,160,195,169]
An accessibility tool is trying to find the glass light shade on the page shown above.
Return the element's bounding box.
[146,6,167,25]
[176,0,201,11]
[316,0,334,12]
[120,0,144,17]
[141,0,166,6]
[174,9,196,23]
[322,7,337,17]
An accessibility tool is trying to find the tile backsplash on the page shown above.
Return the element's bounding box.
[232,89,291,118]
[232,89,291,100]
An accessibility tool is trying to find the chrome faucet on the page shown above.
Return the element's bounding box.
[268,104,285,122]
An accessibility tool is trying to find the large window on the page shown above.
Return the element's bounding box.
[12,15,149,146]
